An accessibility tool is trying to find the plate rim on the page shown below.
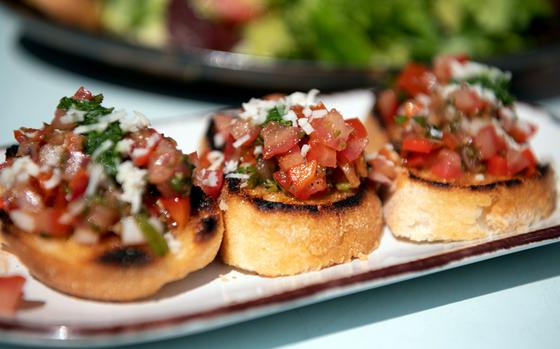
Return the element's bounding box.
[1,224,559,345]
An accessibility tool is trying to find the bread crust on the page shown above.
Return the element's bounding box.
[0,190,223,301]
[219,179,383,276]
[384,165,557,242]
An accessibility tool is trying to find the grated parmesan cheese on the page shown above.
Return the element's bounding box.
[223,160,239,174]
[232,134,251,148]
[213,133,225,148]
[120,216,145,245]
[300,144,310,157]
[85,163,107,196]
[59,107,86,124]
[43,168,61,190]
[297,118,314,135]
[92,140,114,160]
[116,138,134,155]
[225,173,251,180]
[0,156,40,187]
[164,232,182,255]
[116,161,147,214]
[207,150,225,170]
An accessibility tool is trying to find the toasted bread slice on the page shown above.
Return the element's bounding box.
[219,179,383,276]
[384,165,556,242]
[0,188,223,301]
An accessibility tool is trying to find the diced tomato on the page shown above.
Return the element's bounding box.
[310,109,353,151]
[290,105,305,118]
[273,170,291,191]
[337,118,368,163]
[397,63,435,97]
[286,160,318,194]
[159,196,191,229]
[340,163,361,188]
[212,113,234,135]
[230,118,260,147]
[508,123,537,144]
[295,175,328,199]
[13,130,27,144]
[402,137,437,154]
[345,118,368,139]
[148,140,180,184]
[63,132,84,152]
[474,125,505,160]
[452,88,486,115]
[405,153,430,168]
[442,132,459,150]
[0,276,25,317]
[36,207,72,236]
[261,122,300,159]
[368,156,397,181]
[377,89,399,124]
[433,54,469,83]
[278,145,305,171]
[486,155,508,176]
[401,100,424,118]
[306,139,337,168]
[69,169,89,200]
[521,148,537,167]
[506,148,531,175]
[194,168,224,198]
[72,87,94,100]
[310,102,327,111]
[430,149,463,180]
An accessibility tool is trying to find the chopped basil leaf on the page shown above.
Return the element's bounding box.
[413,116,427,127]
[170,173,192,195]
[452,74,515,105]
[395,115,408,125]
[84,122,124,176]
[264,106,292,126]
[57,94,113,125]
[135,214,168,257]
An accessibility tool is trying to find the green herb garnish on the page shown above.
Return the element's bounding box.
[395,115,408,125]
[452,74,515,105]
[135,214,168,257]
[170,173,192,195]
[413,116,427,127]
[84,122,124,176]
[263,178,280,192]
[264,106,292,126]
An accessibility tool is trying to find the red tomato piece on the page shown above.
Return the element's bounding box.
[397,63,435,97]
[338,119,368,163]
[286,160,318,194]
[230,118,260,146]
[474,125,505,160]
[261,122,300,159]
[0,276,25,317]
[430,149,463,180]
[452,88,486,115]
[442,132,459,150]
[310,110,353,151]
[69,169,89,200]
[36,207,72,236]
[506,148,531,175]
[194,168,224,198]
[433,54,469,83]
[402,137,437,154]
[306,139,337,168]
[486,155,508,176]
[508,123,537,144]
[273,170,291,192]
[295,175,328,199]
[159,196,191,229]
[278,145,305,172]
[72,87,94,100]
[377,89,399,124]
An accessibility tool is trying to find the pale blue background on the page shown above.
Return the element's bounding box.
[1,6,560,349]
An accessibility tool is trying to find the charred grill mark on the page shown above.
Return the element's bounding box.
[5,144,19,159]
[409,164,550,191]
[195,215,218,242]
[97,247,151,267]
[190,186,214,212]
[226,178,241,194]
[246,184,366,213]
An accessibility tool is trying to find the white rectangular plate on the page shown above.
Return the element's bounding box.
[0,92,559,348]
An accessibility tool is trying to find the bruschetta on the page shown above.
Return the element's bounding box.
[372,55,556,241]
[201,91,383,276]
[0,87,223,301]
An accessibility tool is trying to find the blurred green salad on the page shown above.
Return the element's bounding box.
[96,0,554,67]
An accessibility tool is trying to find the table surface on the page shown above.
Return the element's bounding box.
[2,7,560,349]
